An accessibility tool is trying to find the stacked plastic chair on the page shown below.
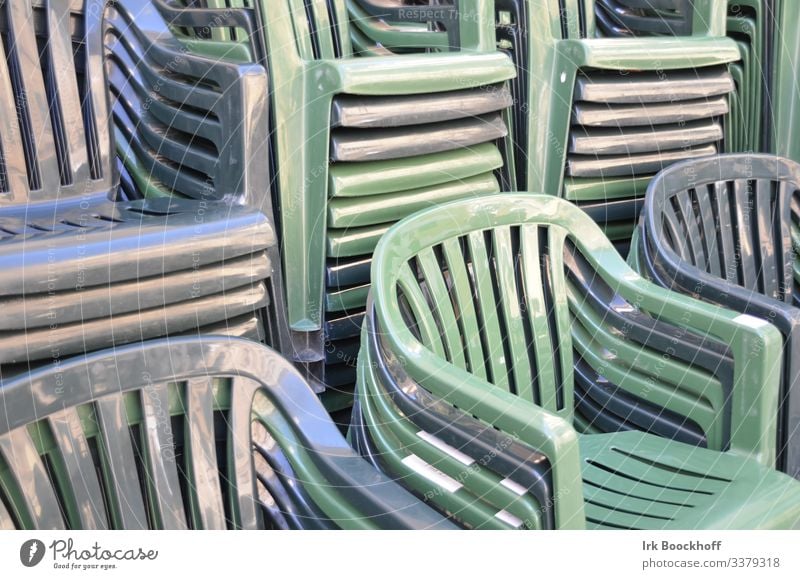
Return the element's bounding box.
[626,154,800,480]
[352,193,800,529]
[161,0,516,405]
[771,0,799,163]
[0,336,455,529]
[349,0,739,254]
[0,0,288,381]
[591,0,773,155]
[725,1,772,152]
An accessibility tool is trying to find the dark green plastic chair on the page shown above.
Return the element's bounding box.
[723,0,771,153]
[163,0,515,399]
[353,193,800,529]
[0,0,289,377]
[627,154,800,480]
[0,336,456,530]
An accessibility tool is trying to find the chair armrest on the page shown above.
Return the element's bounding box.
[580,234,783,466]
[560,36,740,69]
[319,51,516,95]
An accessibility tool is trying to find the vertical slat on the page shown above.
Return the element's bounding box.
[777,180,795,300]
[416,247,467,369]
[733,179,758,288]
[712,181,737,283]
[7,0,60,193]
[0,429,65,529]
[661,200,691,262]
[519,224,555,409]
[467,230,511,391]
[547,227,575,417]
[287,0,316,59]
[83,0,113,182]
[754,179,779,298]
[0,20,30,200]
[227,377,260,530]
[95,395,148,529]
[48,409,108,529]
[185,377,227,530]
[675,189,706,268]
[696,184,723,278]
[397,263,447,358]
[48,0,90,187]
[441,238,488,380]
[491,226,535,401]
[310,0,336,58]
[141,382,188,530]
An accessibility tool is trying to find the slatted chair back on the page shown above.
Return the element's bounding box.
[0,0,114,209]
[644,154,799,304]
[0,337,457,530]
[373,199,586,424]
[0,339,268,530]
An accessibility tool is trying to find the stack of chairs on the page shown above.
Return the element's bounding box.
[725,1,772,152]
[346,0,740,256]
[352,193,800,529]
[591,0,773,155]
[161,0,516,409]
[514,0,737,253]
[628,154,800,480]
[0,0,287,382]
[772,0,800,163]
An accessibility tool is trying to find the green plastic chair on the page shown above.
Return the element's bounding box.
[160,0,515,398]
[354,193,800,529]
[0,336,456,530]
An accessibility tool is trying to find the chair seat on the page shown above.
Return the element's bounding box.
[0,198,274,366]
[581,431,800,530]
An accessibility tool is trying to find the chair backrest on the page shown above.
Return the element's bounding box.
[372,196,583,423]
[0,338,273,530]
[0,0,114,209]
[0,336,454,530]
[644,154,800,303]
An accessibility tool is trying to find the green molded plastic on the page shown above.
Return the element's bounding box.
[772,0,800,161]
[176,0,514,336]
[358,193,800,529]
